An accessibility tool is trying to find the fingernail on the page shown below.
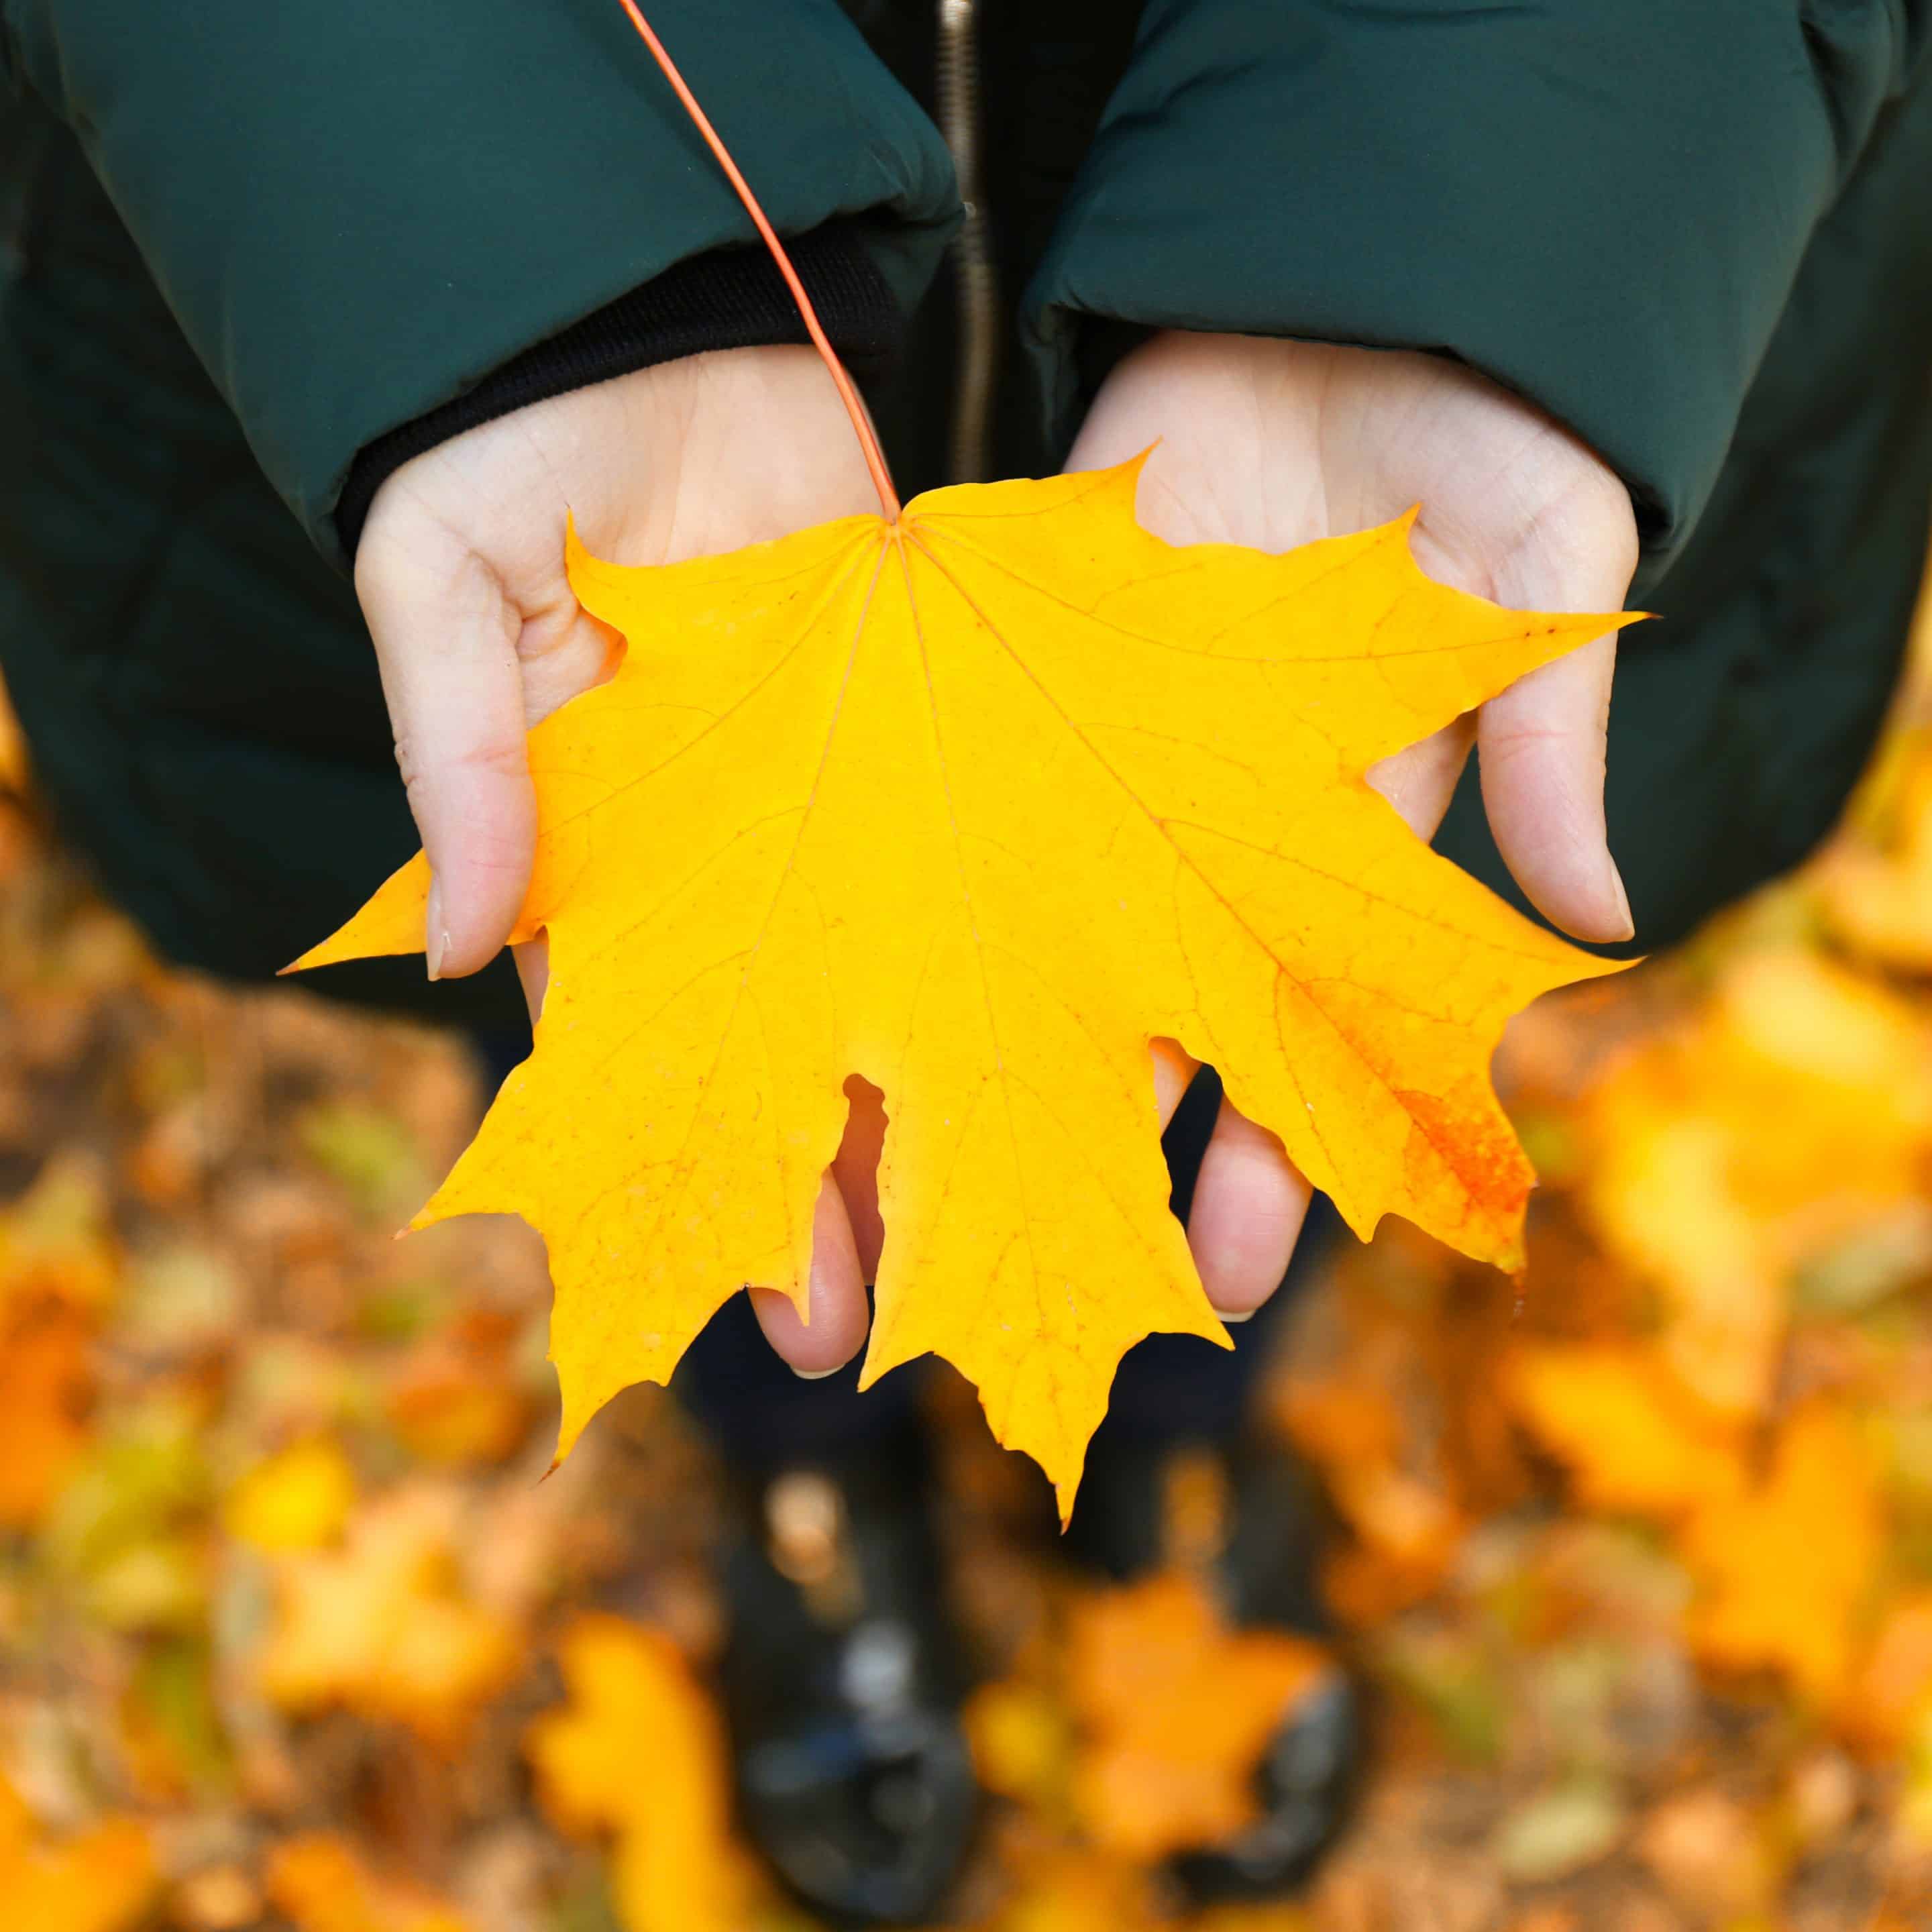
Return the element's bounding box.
[792,1364,842,1381]
[1212,1307,1256,1325]
[1606,859,1635,943]
[425,879,447,981]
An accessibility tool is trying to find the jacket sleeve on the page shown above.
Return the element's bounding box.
[1023,0,1929,586]
[1,0,961,564]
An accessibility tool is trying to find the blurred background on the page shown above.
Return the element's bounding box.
[3,571,1932,1932]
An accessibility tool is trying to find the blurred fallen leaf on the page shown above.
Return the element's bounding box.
[224,1437,357,1554]
[170,1861,262,1931]
[383,1309,531,1468]
[1634,1788,1782,1920]
[967,1676,1073,1815]
[1842,1589,1932,1756]
[0,1160,118,1519]
[265,1832,471,1932]
[0,1153,117,1318]
[1067,1572,1329,1861]
[1491,1778,1625,1883]
[989,1841,1162,1931]
[1818,730,1932,971]
[1507,1345,1743,1519]
[46,1391,212,1631]
[0,1301,95,1529]
[1584,951,1932,1416]
[119,1244,244,1355]
[1683,1403,1882,1704]
[0,1778,156,1932]
[526,1613,745,1932]
[297,1099,430,1222]
[256,1484,519,1745]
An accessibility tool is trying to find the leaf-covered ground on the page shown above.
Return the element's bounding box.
[3,575,1932,1932]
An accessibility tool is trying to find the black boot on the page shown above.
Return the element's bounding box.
[715,1434,978,1926]
[1061,1433,1365,1904]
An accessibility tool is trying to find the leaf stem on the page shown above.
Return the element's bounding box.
[614,0,903,522]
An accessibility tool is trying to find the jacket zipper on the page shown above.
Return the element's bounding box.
[936,0,998,484]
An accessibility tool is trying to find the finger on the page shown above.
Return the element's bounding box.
[1477,631,1633,941]
[1367,714,1477,843]
[1152,1038,1200,1127]
[357,541,534,979]
[514,933,549,1022]
[1152,1040,1311,1319]
[1189,1102,1313,1320]
[750,1173,870,1377]
[829,1077,889,1282]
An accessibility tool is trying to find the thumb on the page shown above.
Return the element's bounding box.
[356,533,535,979]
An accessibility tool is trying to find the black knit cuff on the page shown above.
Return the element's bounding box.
[335,221,902,559]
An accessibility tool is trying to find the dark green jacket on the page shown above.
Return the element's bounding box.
[2,1,1929,1032]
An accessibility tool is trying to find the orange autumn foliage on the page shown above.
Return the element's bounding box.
[0,1780,155,1932]
[1066,1572,1330,1861]
[265,1833,471,1932]
[1582,949,1932,1416]
[1507,1344,1745,1520]
[255,1484,519,1745]
[0,1156,119,1528]
[1682,1403,1884,1705]
[526,1615,747,1932]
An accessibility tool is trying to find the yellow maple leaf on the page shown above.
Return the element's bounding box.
[264,1833,471,1932]
[254,1483,519,1744]
[0,1779,155,1932]
[1066,1570,1331,1861]
[1683,1403,1883,1705]
[525,1615,745,1932]
[296,466,1631,1509]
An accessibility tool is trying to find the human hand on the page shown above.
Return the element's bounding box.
[1058,330,1641,1325]
[356,345,901,1375]
[356,331,1636,1383]
[354,344,880,990]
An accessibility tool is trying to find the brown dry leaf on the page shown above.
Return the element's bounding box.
[1067,1571,1330,1861]
[525,1613,745,1932]
[264,1833,471,1932]
[1683,1403,1884,1704]
[0,1778,156,1932]
[1507,1344,1745,1519]
[255,1483,519,1744]
[1583,949,1932,1414]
